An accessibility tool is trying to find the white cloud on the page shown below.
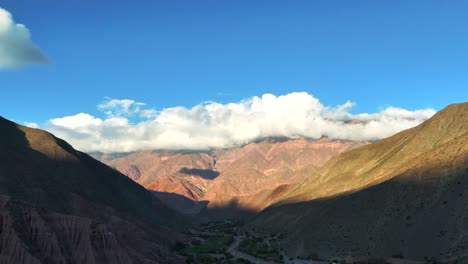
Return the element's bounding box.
[97,97,157,118]
[24,122,39,128]
[43,92,436,153]
[0,8,46,69]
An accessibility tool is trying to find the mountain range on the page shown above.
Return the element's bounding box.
[0,102,466,263]
[94,138,367,216]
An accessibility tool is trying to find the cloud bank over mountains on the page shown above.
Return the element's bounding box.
[41,93,436,153]
[0,8,46,69]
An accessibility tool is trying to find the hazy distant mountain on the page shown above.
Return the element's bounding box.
[96,139,367,215]
[248,103,468,262]
[0,117,185,263]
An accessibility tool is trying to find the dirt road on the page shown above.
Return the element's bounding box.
[227,236,277,264]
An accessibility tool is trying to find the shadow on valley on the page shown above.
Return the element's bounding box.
[249,165,468,262]
[166,170,468,264]
[179,167,220,180]
[151,190,257,223]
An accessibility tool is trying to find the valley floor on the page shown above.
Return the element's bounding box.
[177,220,425,264]
[177,220,291,264]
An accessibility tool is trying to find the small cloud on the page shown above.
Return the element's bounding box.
[24,122,39,128]
[97,97,157,118]
[0,8,47,69]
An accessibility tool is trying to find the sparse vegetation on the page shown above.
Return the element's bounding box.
[178,220,243,263]
[183,236,233,255]
[238,237,283,263]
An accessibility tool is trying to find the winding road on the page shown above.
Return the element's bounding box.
[227,236,277,264]
[226,235,323,264]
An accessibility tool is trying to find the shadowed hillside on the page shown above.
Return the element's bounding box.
[248,103,468,262]
[0,117,186,263]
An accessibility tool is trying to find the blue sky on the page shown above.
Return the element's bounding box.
[1,0,467,125]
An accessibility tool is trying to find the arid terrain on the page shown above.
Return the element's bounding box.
[94,138,367,216]
[249,103,468,262]
[0,103,467,264]
[2,1,466,263]
[0,117,187,263]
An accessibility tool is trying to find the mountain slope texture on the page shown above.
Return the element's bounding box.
[0,117,185,264]
[249,102,468,262]
[96,139,367,215]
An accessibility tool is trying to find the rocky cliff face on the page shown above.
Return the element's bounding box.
[0,195,185,264]
[97,138,367,214]
[0,117,186,263]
